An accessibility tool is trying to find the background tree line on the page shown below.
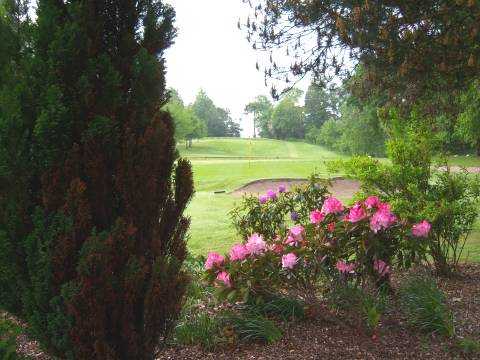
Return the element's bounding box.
[166,88,241,146]
[246,70,480,158]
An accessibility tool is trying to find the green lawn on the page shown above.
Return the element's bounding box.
[181,137,480,262]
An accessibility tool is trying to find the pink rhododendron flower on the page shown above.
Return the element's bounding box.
[370,207,397,233]
[346,203,366,223]
[412,220,431,238]
[373,260,390,277]
[364,196,381,209]
[310,209,325,224]
[289,225,305,242]
[284,235,298,247]
[246,233,267,255]
[229,244,250,261]
[266,189,277,200]
[321,197,344,214]
[204,252,225,270]
[259,194,268,204]
[327,222,336,232]
[278,184,287,193]
[378,202,392,212]
[336,260,356,274]
[216,271,232,287]
[281,253,298,269]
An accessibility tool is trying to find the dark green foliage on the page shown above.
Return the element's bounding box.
[304,83,339,130]
[165,89,207,146]
[270,88,305,139]
[399,275,454,337]
[0,1,194,359]
[456,80,480,155]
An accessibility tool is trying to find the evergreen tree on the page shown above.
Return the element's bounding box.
[0,1,193,359]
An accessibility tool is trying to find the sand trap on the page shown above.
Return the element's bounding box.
[231,177,361,201]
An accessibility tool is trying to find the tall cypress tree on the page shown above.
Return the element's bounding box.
[0,1,193,359]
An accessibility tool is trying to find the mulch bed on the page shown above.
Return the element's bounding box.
[8,264,480,359]
[158,264,480,360]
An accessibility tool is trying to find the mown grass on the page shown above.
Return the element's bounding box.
[181,137,480,260]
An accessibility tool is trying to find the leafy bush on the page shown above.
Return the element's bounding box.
[399,275,454,337]
[311,101,387,157]
[208,184,430,309]
[331,110,480,275]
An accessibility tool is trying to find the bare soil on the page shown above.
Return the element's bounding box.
[231,178,361,202]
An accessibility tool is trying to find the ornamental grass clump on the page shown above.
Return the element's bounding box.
[399,275,455,337]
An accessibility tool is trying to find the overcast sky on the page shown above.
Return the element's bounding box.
[164,0,309,137]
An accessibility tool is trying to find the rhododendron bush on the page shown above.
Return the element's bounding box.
[207,181,431,305]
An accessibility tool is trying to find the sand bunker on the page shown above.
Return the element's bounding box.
[231,177,361,201]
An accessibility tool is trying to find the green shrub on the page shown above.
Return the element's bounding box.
[399,275,454,337]
[331,110,480,275]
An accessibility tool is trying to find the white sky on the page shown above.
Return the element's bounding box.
[164,0,309,137]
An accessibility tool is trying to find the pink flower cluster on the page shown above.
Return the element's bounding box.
[282,253,298,269]
[346,203,366,223]
[310,209,324,224]
[205,252,231,287]
[206,194,433,293]
[369,203,397,233]
[321,197,344,214]
[412,220,431,238]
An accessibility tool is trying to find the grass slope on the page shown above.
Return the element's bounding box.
[180,138,344,255]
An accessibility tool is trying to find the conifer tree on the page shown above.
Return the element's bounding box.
[0,1,193,359]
